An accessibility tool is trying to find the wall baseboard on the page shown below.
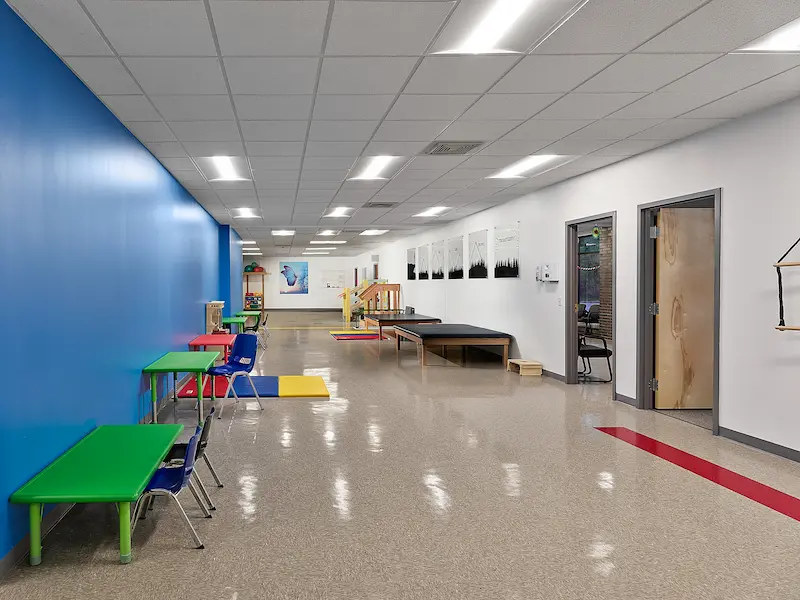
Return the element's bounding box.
[0,503,73,577]
[542,369,565,382]
[615,392,637,406]
[719,427,800,463]
[265,307,340,312]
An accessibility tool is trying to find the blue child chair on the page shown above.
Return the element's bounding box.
[131,426,208,549]
[209,333,264,419]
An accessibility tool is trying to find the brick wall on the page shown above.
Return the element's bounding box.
[598,227,613,340]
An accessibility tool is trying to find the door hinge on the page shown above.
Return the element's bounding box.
[649,226,659,239]
[649,302,659,315]
[649,378,659,392]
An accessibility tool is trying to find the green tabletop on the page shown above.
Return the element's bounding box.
[11,425,182,504]
[236,310,261,317]
[143,351,219,373]
[222,316,247,325]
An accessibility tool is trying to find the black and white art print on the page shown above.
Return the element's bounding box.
[418,245,430,280]
[494,223,519,278]
[407,248,416,280]
[431,241,445,279]
[468,230,488,279]
[447,236,464,279]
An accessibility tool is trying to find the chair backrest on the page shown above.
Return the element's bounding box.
[180,427,202,489]
[588,304,600,321]
[196,407,215,458]
[578,303,587,317]
[260,311,269,327]
[227,332,259,373]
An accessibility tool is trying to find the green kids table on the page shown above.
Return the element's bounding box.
[143,351,219,423]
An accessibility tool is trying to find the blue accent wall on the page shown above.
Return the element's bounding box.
[0,3,220,560]
[218,225,243,317]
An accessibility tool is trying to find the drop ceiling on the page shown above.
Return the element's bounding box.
[8,0,800,256]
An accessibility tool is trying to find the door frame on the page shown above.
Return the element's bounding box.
[565,211,617,402]
[636,188,721,434]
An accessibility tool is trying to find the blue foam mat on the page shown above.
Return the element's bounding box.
[228,375,279,398]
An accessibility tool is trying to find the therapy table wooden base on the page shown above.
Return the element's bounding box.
[11,425,182,565]
[393,324,511,367]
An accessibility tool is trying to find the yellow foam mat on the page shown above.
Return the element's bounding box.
[278,376,330,398]
[329,329,378,335]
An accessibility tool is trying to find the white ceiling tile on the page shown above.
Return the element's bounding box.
[386,95,478,120]
[682,86,800,119]
[478,140,554,155]
[210,180,255,191]
[63,57,140,95]
[299,181,341,191]
[438,120,522,142]
[577,54,721,93]
[253,170,299,183]
[405,155,469,170]
[491,55,622,94]
[241,121,308,142]
[249,157,303,171]
[210,1,328,56]
[568,118,665,139]
[124,57,227,95]
[309,121,379,142]
[312,95,395,121]
[159,157,197,171]
[405,56,518,94]
[630,118,729,140]
[609,92,728,119]
[216,190,258,202]
[461,94,562,121]
[83,0,215,56]
[305,141,366,157]
[174,171,209,188]
[504,119,593,140]
[639,0,800,53]
[303,157,358,170]
[325,1,451,56]
[538,138,612,154]
[534,0,707,54]
[171,121,240,142]
[300,170,348,182]
[189,189,222,202]
[145,142,187,158]
[594,139,671,155]
[225,58,319,94]
[661,54,800,97]
[373,120,450,142]
[535,93,645,119]
[318,57,417,94]
[293,203,330,215]
[11,0,112,56]
[256,180,298,190]
[246,141,305,156]
[125,121,174,143]
[233,95,313,121]
[150,95,235,121]
[457,155,526,169]
[184,141,246,156]
[363,141,431,155]
[100,95,159,121]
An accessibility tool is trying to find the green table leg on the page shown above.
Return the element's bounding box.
[119,502,131,564]
[150,373,158,424]
[197,373,204,425]
[29,503,42,566]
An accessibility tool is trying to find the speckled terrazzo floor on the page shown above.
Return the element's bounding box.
[3,317,800,599]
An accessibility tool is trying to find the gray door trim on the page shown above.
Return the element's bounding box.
[565,211,617,403]
[636,188,721,435]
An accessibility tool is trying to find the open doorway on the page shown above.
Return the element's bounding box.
[637,190,721,433]
[565,212,616,397]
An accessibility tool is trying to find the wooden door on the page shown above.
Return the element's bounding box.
[655,207,714,409]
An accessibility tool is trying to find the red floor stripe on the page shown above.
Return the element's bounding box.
[596,426,800,522]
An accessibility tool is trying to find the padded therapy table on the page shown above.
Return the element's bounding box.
[143,351,219,423]
[393,324,512,367]
[362,313,441,339]
[10,424,182,565]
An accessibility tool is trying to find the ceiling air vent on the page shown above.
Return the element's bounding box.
[421,141,484,155]
[363,202,397,209]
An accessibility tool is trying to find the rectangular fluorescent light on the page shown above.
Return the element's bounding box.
[241,240,257,245]
[243,253,263,256]
[242,247,260,251]
[324,207,352,218]
[317,230,339,236]
[311,240,347,244]
[306,247,337,251]
[360,229,389,236]
[303,251,330,255]
[210,156,247,181]
[234,207,259,219]
[414,206,449,217]
[349,156,397,180]
[451,0,536,54]
[488,155,562,179]
[736,17,800,52]
[272,230,295,236]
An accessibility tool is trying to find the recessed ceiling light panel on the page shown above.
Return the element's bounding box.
[736,17,800,52]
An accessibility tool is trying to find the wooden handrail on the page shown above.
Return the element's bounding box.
[775,326,800,331]
[774,262,800,267]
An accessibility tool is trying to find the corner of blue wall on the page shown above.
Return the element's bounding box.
[218,225,243,316]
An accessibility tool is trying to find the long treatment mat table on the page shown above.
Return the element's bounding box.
[393,324,512,367]
[362,313,441,338]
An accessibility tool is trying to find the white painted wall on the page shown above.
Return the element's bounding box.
[245,256,355,309]
[358,96,800,451]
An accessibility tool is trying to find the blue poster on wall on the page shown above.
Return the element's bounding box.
[280,262,309,294]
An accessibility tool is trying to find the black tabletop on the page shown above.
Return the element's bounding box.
[363,313,440,323]
[394,324,511,339]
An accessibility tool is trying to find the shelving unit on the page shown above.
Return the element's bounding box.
[244,271,269,310]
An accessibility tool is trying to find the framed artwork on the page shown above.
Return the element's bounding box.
[279,261,309,294]
[407,248,416,280]
[431,241,445,280]
[418,245,429,280]
[448,236,464,279]
[494,223,520,278]
[468,230,488,279]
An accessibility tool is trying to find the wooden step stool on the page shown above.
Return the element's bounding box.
[507,359,543,377]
